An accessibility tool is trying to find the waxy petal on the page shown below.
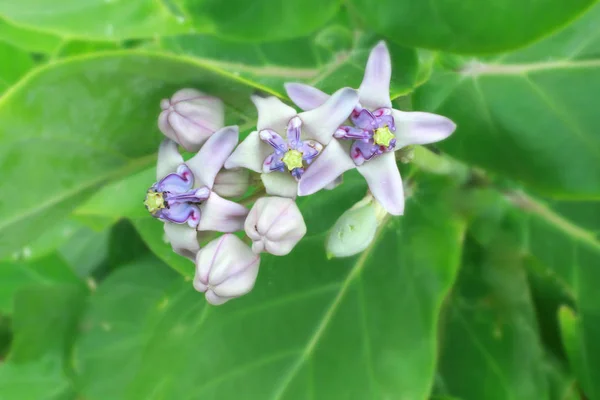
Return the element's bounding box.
[287,116,302,148]
[350,140,380,166]
[225,131,272,173]
[392,110,456,149]
[259,129,288,152]
[156,139,184,180]
[334,125,371,141]
[350,109,378,130]
[297,139,355,196]
[156,164,194,192]
[284,82,329,111]
[161,202,201,227]
[187,125,239,189]
[197,193,248,232]
[357,152,404,215]
[298,140,322,164]
[251,95,297,131]
[299,87,358,145]
[261,172,298,198]
[358,41,392,110]
[164,222,200,261]
[263,152,285,173]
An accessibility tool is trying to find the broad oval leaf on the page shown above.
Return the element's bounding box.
[414,4,600,197]
[74,174,466,399]
[349,0,595,53]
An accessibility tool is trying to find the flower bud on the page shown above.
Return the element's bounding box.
[244,197,306,256]
[158,88,225,152]
[193,234,260,305]
[212,168,251,198]
[326,195,382,258]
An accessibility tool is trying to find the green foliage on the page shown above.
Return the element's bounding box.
[0,1,599,399]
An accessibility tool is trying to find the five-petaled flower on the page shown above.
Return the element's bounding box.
[146,126,248,260]
[224,89,358,198]
[285,41,456,215]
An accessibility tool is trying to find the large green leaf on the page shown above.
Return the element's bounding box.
[0,52,265,259]
[0,17,62,54]
[0,41,33,94]
[74,174,465,399]
[414,4,600,198]
[349,0,594,53]
[160,30,419,98]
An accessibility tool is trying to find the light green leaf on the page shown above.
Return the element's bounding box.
[0,41,34,94]
[349,0,594,53]
[0,51,266,259]
[0,254,83,314]
[0,17,62,54]
[0,0,190,41]
[74,174,465,399]
[414,4,600,197]
[0,357,74,400]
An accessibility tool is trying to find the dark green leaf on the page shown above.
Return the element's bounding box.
[0,41,33,94]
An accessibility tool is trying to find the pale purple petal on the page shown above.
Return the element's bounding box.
[165,187,210,203]
[334,125,371,141]
[261,173,298,198]
[373,108,396,131]
[299,87,358,145]
[392,109,456,149]
[284,82,329,111]
[156,139,183,180]
[291,167,305,180]
[358,41,393,110]
[251,95,297,131]
[225,131,272,173]
[164,222,200,261]
[298,140,323,164]
[263,152,285,173]
[297,139,355,196]
[259,129,287,152]
[287,116,302,148]
[350,109,378,130]
[350,140,380,166]
[197,193,248,232]
[156,164,194,192]
[160,202,201,227]
[357,152,404,215]
[186,125,239,188]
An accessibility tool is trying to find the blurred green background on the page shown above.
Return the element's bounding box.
[0,0,599,399]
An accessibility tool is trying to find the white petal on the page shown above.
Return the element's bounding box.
[186,125,239,188]
[164,222,199,261]
[224,131,271,173]
[198,192,248,232]
[299,87,358,145]
[261,173,298,198]
[357,152,404,215]
[156,139,183,180]
[284,83,329,111]
[297,139,355,196]
[251,95,297,132]
[358,41,392,110]
[392,109,457,149]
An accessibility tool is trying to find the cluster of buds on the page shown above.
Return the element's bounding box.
[144,41,456,305]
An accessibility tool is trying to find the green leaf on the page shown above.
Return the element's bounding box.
[558,306,590,397]
[349,0,594,53]
[414,4,600,198]
[177,0,343,42]
[438,238,550,399]
[0,254,83,314]
[0,52,264,259]
[0,0,190,41]
[0,17,62,54]
[160,31,419,98]
[74,174,465,399]
[0,41,33,94]
[0,357,74,400]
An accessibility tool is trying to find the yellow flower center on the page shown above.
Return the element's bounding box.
[373,125,395,147]
[282,149,303,171]
[144,190,165,214]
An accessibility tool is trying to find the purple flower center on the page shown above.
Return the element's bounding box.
[334,108,396,166]
[259,116,323,181]
[144,164,210,228]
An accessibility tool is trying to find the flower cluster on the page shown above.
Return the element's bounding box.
[144,41,456,305]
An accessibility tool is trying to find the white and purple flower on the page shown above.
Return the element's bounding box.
[285,41,456,215]
[225,89,358,198]
[146,126,248,259]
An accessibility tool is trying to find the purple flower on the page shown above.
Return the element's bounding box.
[285,41,456,215]
[224,89,358,198]
[146,126,248,259]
